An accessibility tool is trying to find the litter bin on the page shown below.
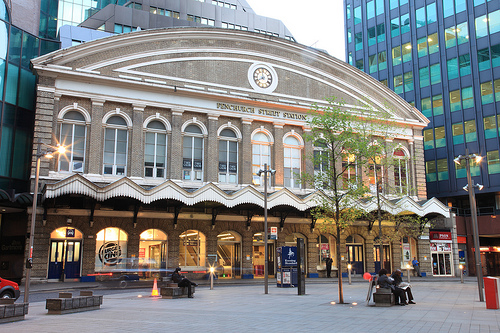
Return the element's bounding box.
[276,246,298,288]
[484,276,500,309]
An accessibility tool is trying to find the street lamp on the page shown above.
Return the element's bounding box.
[453,150,484,302]
[24,140,66,304]
[257,163,275,295]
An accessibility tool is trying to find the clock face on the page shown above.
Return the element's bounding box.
[253,67,273,88]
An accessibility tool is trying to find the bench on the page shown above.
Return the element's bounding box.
[46,291,103,314]
[160,283,195,299]
[0,300,29,323]
[373,287,394,307]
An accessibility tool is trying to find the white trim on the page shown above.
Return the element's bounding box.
[217,123,242,140]
[102,109,133,128]
[181,118,208,136]
[143,114,172,132]
[58,104,92,124]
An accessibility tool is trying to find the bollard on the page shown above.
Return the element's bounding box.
[459,265,464,284]
[406,264,411,283]
[348,264,352,285]
[210,266,215,290]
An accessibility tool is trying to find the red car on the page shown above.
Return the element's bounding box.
[0,277,21,300]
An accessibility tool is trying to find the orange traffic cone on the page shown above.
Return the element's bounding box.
[151,278,159,297]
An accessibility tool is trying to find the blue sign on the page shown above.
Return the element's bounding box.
[279,246,297,267]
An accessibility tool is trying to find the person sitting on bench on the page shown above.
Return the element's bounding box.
[391,269,416,304]
[377,268,407,306]
[172,267,198,298]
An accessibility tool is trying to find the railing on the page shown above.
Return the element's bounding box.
[450,206,497,217]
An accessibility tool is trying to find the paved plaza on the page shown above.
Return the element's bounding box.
[3,278,500,333]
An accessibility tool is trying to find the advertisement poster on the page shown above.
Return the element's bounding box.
[283,271,291,284]
[403,244,410,261]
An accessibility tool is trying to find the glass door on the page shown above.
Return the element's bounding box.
[432,253,452,275]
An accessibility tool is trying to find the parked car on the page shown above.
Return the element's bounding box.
[0,277,21,300]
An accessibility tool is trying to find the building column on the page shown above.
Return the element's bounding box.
[411,138,426,199]
[273,122,284,187]
[303,126,313,190]
[169,108,184,181]
[241,118,253,185]
[88,99,105,175]
[130,104,145,178]
[206,113,219,183]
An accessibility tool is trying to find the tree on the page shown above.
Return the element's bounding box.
[303,97,395,304]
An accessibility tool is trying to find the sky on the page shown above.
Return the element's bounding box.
[245,0,346,60]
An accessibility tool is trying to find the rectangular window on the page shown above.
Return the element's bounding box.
[376,23,385,43]
[481,81,494,104]
[455,0,466,14]
[348,28,352,43]
[391,18,400,38]
[392,46,402,66]
[355,32,363,51]
[462,86,474,109]
[443,0,454,18]
[450,89,461,112]
[452,123,464,145]
[435,126,446,148]
[401,13,410,34]
[476,15,488,38]
[376,0,384,16]
[368,27,376,46]
[464,120,477,142]
[428,33,439,54]
[459,54,471,76]
[421,97,432,117]
[356,59,364,71]
[433,95,444,115]
[354,6,362,25]
[495,79,500,102]
[378,51,387,71]
[394,74,403,94]
[423,129,434,149]
[487,151,500,174]
[390,0,398,10]
[490,9,500,35]
[430,64,441,85]
[484,116,498,139]
[495,44,500,67]
[426,160,437,182]
[437,159,449,181]
[380,79,388,86]
[447,58,458,80]
[427,3,437,24]
[417,37,428,57]
[445,27,456,48]
[419,66,429,87]
[456,22,468,44]
[402,42,412,62]
[416,6,425,28]
[404,71,413,91]
[478,48,491,71]
[369,54,377,73]
[367,1,375,19]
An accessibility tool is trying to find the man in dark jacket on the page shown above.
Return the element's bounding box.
[326,257,333,278]
[172,268,198,298]
[391,269,415,304]
[377,268,407,306]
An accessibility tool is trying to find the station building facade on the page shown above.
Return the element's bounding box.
[28,27,449,282]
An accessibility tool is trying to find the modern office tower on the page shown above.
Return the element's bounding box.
[0,1,59,281]
[344,0,500,276]
[39,0,294,45]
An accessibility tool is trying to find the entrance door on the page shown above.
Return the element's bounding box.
[347,244,364,274]
[374,245,390,273]
[48,240,82,279]
[432,253,452,275]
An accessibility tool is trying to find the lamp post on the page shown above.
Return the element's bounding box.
[257,163,275,295]
[453,150,484,302]
[24,141,66,304]
[459,264,464,284]
[209,266,215,290]
[406,264,411,283]
[347,264,352,285]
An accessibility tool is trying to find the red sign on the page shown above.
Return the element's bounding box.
[139,248,145,258]
[457,236,467,244]
[430,231,451,241]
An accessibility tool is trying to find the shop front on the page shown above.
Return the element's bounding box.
[430,231,453,276]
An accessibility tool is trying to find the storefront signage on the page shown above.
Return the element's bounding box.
[139,248,145,258]
[429,231,452,243]
[216,103,307,121]
[66,228,75,238]
[0,236,25,254]
[403,244,410,261]
[430,242,451,252]
[98,241,122,266]
[268,227,277,240]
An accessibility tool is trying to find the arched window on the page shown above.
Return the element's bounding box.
[369,155,384,194]
[95,227,128,271]
[283,135,302,188]
[252,131,271,186]
[59,110,86,172]
[103,116,128,176]
[393,148,409,195]
[219,128,238,184]
[145,120,167,178]
[217,231,242,278]
[140,229,167,270]
[318,234,336,268]
[342,150,358,189]
[313,140,329,189]
[179,230,206,267]
[183,124,204,181]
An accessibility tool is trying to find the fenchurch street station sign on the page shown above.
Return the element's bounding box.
[216,103,308,121]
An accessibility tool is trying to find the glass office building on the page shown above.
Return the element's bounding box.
[344,0,500,276]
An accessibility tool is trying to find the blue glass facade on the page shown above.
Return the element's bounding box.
[0,1,59,194]
[345,0,500,204]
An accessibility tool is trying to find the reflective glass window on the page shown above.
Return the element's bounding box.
[378,51,387,71]
[459,54,471,76]
[449,89,461,112]
[402,42,412,63]
[476,15,488,38]
[392,46,401,66]
[481,81,494,105]
[394,74,403,94]
[435,126,446,148]
[404,71,413,92]
[493,44,500,68]
[487,151,500,174]
[464,120,477,142]
[490,10,500,35]
[452,123,464,145]
[443,0,454,18]
[428,33,439,54]
[478,48,490,71]
[354,6,361,25]
[445,27,456,48]
[426,160,437,182]
[369,54,377,73]
[421,97,432,118]
[433,95,443,116]
[456,22,468,44]
[427,3,437,24]
[447,58,458,80]
[484,116,497,139]
[462,86,474,109]
[366,1,375,20]
[419,66,429,87]
[401,14,410,34]
[416,7,425,28]
[430,64,441,85]
[417,37,427,57]
[391,18,399,38]
[437,159,449,181]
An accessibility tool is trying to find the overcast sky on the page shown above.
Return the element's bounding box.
[245,0,346,61]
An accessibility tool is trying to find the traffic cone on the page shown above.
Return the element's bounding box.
[151,278,159,297]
